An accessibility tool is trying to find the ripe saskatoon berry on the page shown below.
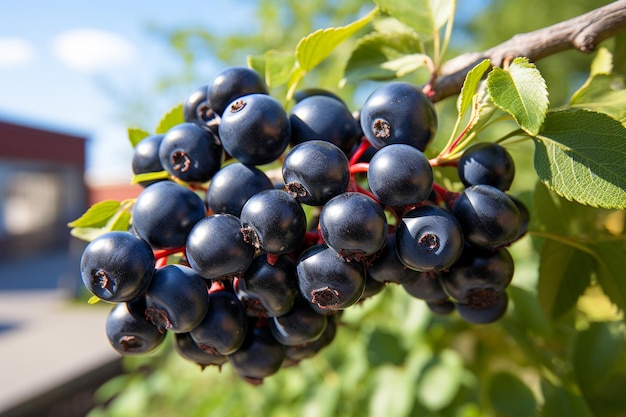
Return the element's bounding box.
[395,205,464,272]
[174,332,227,370]
[144,264,209,333]
[269,296,328,346]
[296,244,366,311]
[240,189,306,255]
[367,143,433,206]
[452,184,521,250]
[132,181,207,249]
[185,214,255,281]
[236,253,300,317]
[159,122,223,183]
[208,66,269,117]
[319,192,387,261]
[131,133,166,187]
[427,300,456,315]
[359,81,437,151]
[285,314,338,363]
[189,289,248,355]
[219,94,291,166]
[227,324,286,385]
[205,162,273,217]
[289,94,360,156]
[293,88,344,104]
[458,142,515,191]
[80,231,155,302]
[401,271,449,303]
[439,247,514,308]
[282,140,350,206]
[105,298,165,355]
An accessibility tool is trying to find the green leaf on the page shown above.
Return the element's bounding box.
[366,328,407,366]
[537,240,593,319]
[592,240,626,312]
[247,50,296,89]
[569,73,626,118]
[541,379,594,417]
[457,59,491,117]
[573,321,626,395]
[589,46,613,76]
[342,32,429,84]
[487,57,549,135]
[155,103,184,134]
[374,0,455,36]
[508,285,551,337]
[67,200,121,228]
[88,295,101,304]
[488,371,537,417]
[294,7,377,72]
[130,171,171,185]
[369,366,417,417]
[128,127,151,148]
[533,108,626,209]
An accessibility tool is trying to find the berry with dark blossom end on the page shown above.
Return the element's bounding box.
[132,180,207,249]
[206,163,273,217]
[185,214,255,281]
[208,66,269,117]
[131,133,166,187]
[401,271,449,303]
[159,122,223,183]
[367,234,423,284]
[144,264,209,334]
[296,244,366,311]
[285,314,338,363]
[240,189,307,255]
[319,192,387,262]
[219,94,291,166]
[395,205,464,272]
[359,81,437,151]
[105,297,165,355]
[174,332,227,370]
[367,143,433,206]
[80,231,155,302]
[458,142,515,191]
[282,140,350,206]
[183,84,220,135]
[452,184,521,250]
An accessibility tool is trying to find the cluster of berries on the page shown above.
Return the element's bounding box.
[79,66,528,384]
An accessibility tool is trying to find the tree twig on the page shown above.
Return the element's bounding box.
[430,0,626,102]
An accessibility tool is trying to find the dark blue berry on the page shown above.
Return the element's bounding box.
[401,271,449,303]
[455,291,509,324]
[205,163,273,217]
[452,184,521,250]
[319,192,387,261]
[219,94,291,166]
[458,142,515,191]
[131,134,166,187]
[367,143,433,206]
[144,264,209,333]
[132,181,207,249]
[227,324,286,385]
[282,140,350,206]
[80,231,155,302]
[208,66,269,116]
[183,84,219,135]
[367,234,423,284]
[186,214,255,280]
[159,122,223,183]
[270,296,328,346]
[174,332,227,370]
[395,205,464,272]
[360,82,437,151]
[240,189,306,255]
[105,298,165,355]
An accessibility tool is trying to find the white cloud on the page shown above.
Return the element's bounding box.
[0,37,37,68]
[51,29,135,73]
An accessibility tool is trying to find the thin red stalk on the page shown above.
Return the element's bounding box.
[349,138,372,166]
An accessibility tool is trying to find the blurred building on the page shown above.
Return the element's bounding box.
[0,120,89,259]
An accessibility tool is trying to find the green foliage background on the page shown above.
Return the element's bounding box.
[84,0,626,416]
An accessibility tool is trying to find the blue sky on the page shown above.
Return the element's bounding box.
[0,1,257,184]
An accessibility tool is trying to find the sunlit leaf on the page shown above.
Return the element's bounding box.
[128,127,151,148]
[247,50,296,89]
[458,59,491,116]
[67,200,121,228]
[533,109,626,209]
[155,103,184,134]
[374,0,455,36]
